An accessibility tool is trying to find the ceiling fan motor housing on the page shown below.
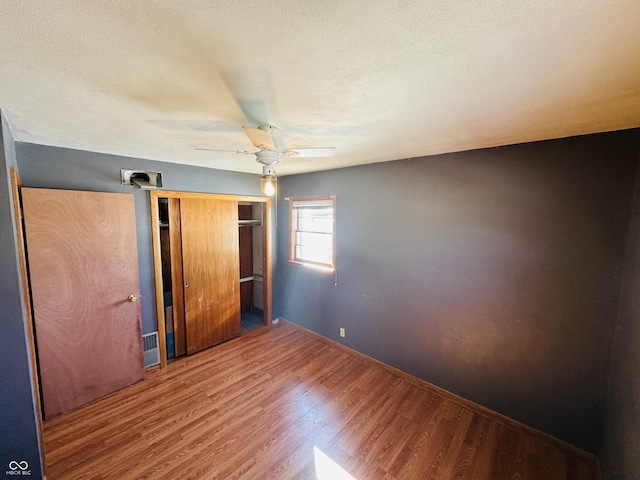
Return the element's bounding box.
[255,149,281,165]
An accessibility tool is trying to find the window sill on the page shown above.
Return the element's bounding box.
[288,260,335,274]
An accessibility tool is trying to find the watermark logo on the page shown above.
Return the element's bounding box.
[6,461,30,476]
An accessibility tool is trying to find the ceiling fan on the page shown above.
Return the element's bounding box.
[196,125,336,196]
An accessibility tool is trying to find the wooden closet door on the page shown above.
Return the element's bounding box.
[22,188,144,419]
[180,197,240,354]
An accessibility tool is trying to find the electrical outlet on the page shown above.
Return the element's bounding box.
[339,327,345,338]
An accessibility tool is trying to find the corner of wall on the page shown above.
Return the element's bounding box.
[0,109,45,478]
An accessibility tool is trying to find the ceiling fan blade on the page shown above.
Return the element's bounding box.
[242,126,275,151]
[194,147,253,155]
[282,147,336,158]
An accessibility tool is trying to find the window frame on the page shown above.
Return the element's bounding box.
[288,194,336,272]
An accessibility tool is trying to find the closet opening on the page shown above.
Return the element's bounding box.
[150,191,272,367]
[238,202,266,333]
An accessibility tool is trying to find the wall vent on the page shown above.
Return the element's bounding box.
[142,332,160,367]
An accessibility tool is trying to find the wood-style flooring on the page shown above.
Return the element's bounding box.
[43,320,599,479]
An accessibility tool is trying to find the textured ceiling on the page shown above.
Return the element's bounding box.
[1,1,639,176]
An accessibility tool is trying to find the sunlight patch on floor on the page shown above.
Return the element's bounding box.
[313,446,357,480]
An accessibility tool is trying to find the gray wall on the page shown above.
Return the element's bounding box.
[275,129,640,453]
[0,116,43,477]
[16,143,261,333]
[600,153,640,478]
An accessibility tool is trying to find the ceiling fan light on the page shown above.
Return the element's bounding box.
[260,165,276,197]
[264,179,275,196]
[260,174,276,197]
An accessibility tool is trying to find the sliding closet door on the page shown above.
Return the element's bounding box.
[180,197,240,354]
[22,188,144,419]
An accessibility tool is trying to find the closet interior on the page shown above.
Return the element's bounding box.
[154,193,270,362]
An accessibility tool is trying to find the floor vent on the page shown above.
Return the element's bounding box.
[143,332,160,367]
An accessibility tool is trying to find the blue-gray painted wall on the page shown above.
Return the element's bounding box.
[275,129,640,453]
[0,115,43,478]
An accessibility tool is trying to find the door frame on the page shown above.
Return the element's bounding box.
[149,190,273,369]
[10,168,46,471]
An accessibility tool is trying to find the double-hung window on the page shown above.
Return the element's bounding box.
[288,195,336,272]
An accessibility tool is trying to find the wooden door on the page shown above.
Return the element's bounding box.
[22,188,144,419]
[180,197,240,354]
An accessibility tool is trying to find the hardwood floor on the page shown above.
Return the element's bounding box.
[43,320,599,479]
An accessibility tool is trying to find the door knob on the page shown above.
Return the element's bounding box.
[128,294,138,302]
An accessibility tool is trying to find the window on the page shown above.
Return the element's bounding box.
[289,195,336,272]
